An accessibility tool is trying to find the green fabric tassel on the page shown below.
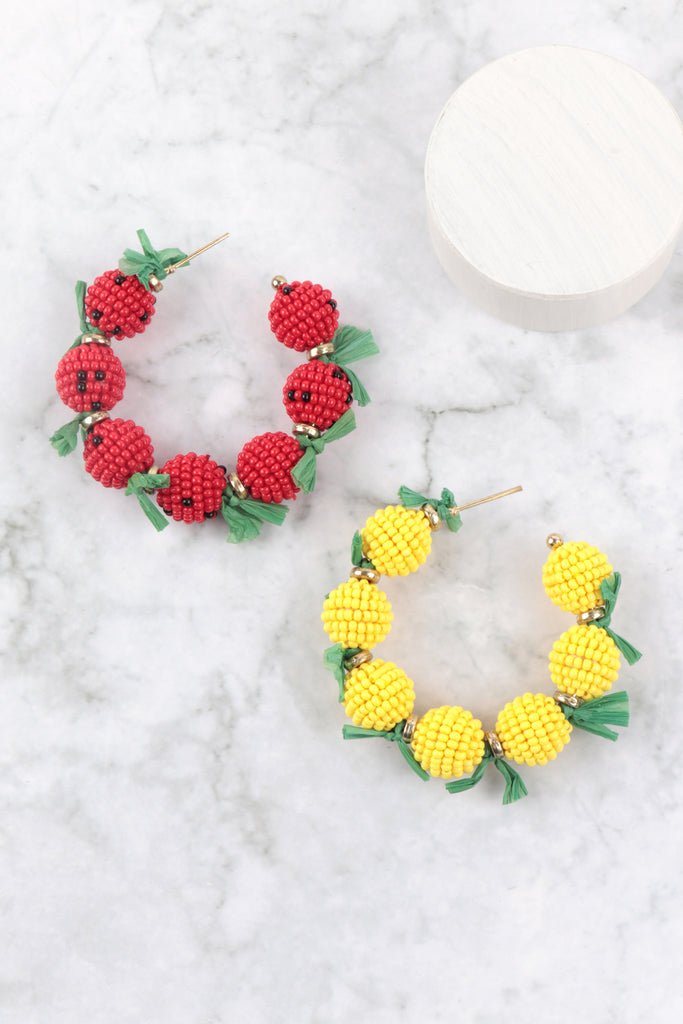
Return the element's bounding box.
[445,749,528,803]
[118,229,188,291]
[291,409,356,493]
[398,485,463,533]
[590,573,642,665]
[67,280,108,350]
[323,643,362,701]
[220,492,288,543]
[561,690,630,742]
[342,721,430,780]
[125,472,171,532]
[49,411,91,456]
[318,326,379,407]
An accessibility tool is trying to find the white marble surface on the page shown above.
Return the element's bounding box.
[2,2,682,1022]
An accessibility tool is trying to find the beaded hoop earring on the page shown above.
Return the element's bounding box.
[322,485,642,803]
[49,230,378,541]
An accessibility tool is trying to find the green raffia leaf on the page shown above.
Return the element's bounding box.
[118,229,188,290]
[340,363,371,406]
[351,531,364,565]
[50,416,85,456]
[220,492,288,543]
[561,690,630,742]
[493,758,529,804]
[291,410,356,493]
[125,473,171,532]
[342,721,429,780]
[445,753,492,793]
[330,326,379,365]
[398,484,463,533]
[67,280,108,351]
[590,573,642,665]
[323,643,362,701]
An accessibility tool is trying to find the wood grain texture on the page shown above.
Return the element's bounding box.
[425,46,683,330]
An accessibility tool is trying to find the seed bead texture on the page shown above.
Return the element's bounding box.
[268,280,340,351]
[82,418,154,488]
[283,361,352,430]
[361,505,432,577]
[411,706,486,779]
[85,270,156,339]
[321,578,393,648]
[157,452,227,523]
[55,344,126,413]
[495,693,572,767]
[343,659,415,731]
[236,431,303,504]
[542,541,613,614]
[549,623,620,701]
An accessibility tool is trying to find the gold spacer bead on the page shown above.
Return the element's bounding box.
[422,503,443,531]
[81,410,110,430]
[228,472,248,500]
[402,714,418,744]
[546,533,564,549]
[485,731,505,758]
[345,649,372,670]
[554,690,585,709]
[292,422,321,439]
[79,332,111,347]
[271,275,287,290]
[147,274,164,293]
[349,567,381,585]
[576,606,606,625]
[307,342,336,360]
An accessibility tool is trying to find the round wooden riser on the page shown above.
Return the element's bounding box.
[425,46,683,332]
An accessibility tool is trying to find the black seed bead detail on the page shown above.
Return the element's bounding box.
[282,285,292,295]
[115,275,126,285]
[287,389,296,401]
[92,435,103,446]
[218,465,227,473]
[162,507,172,516]
[181,497,193,507]
[140,312,149,322]
[95,370,105,381]
[331,369,343,379]
[91,310,102,321]
[301,391,311,402]
[205,511,217,519]
[91,401,102,411]
[327,299,337,309]
[77,383,87,393]
[346,392,353,403]
[77,370,87,381]
[112,326,122,335]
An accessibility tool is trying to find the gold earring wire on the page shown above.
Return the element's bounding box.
[165,231,230,274]
[448,485,523,516]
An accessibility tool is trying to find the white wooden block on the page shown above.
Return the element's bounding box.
[425,46,683,331]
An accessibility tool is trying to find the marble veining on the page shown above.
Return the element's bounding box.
[1,1,682,1022]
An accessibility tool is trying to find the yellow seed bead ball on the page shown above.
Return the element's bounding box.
[549,624,620,701]
[361,505,432,577]
[344,659,415,731]
[495,693,572,767]
[542,541,613,614]
[321,578,393,649]
[411,706,485,779]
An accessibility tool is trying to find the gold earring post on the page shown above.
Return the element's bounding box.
[166,231,230,273]
[448,485,523,516]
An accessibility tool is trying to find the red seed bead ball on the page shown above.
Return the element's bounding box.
[83,418,154,489]
[85,270,156,339]
[236,431,303,504]
[156,453,227,524]
[268,280,339,352]
[55,343,126,414]
[282,361,353,430]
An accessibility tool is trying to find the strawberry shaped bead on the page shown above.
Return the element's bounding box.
[269,280,339,352]
[156,453,227,523]
[85,270,156,339]
[83,418,154,488]
[55,343,126,413]
[283,361,353,430]
[236,431,303,503]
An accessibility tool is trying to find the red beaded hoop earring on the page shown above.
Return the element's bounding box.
[50,230,378,541]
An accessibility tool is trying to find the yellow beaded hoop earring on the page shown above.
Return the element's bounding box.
[321,485,642,804]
